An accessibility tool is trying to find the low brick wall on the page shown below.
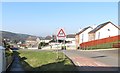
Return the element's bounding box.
[80,35,120,48]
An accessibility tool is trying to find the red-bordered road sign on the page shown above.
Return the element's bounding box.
[57,29,66,37]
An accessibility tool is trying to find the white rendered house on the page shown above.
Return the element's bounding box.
[75,26,93,49]
[88,21,120,41]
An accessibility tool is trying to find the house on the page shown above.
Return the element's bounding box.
[18,44,27,49]
[44,36,52,43]
[75,34,79,49]
[66,34,76,44]
[25,36,40,49]
[88,21,120,41]
[65,34,76,50]
[75,26,93,48]
[40,36,52,43]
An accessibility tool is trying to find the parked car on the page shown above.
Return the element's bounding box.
[11,47,19,51]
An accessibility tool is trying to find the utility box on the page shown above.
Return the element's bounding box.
[0,46,6,73]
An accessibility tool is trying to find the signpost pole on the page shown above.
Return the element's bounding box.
[63,37,65,59]
[56,28,66,60]
[64,37,65,48]
[57,37,59,60]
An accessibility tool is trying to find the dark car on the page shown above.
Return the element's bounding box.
[11,47,19,51]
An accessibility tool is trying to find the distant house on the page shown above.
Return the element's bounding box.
[18,44,26,49]
[75,26,93,48]
[40,36,52,43]
[88,21,120,41]
[25,36,40,48]
[66,34,76,44]
[65,34,76,50]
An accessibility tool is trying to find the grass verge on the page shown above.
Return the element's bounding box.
[18,50,76,71]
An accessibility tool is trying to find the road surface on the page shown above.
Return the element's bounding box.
[63,48,119,71]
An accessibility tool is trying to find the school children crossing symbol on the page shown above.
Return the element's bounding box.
[57,29,66,37]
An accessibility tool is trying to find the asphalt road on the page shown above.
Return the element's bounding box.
[63,49,119,67]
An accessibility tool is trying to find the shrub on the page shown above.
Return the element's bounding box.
[5,49,13,57]
[38,42,49,49]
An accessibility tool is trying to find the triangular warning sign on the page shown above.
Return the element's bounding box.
[57,29,66,37]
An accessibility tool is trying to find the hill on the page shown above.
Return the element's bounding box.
[0,31,41,43]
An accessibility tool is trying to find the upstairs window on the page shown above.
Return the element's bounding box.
[108,29,110,31]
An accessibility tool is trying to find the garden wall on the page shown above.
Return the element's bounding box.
[80,35,120,48]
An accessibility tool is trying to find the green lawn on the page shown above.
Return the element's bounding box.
[85,40,120,50]
[18,50,76,71]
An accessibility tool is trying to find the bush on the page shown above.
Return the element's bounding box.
[38,42,49,49]
[5,49,13,57]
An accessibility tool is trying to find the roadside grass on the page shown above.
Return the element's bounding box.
[85,40,120,50]
[18,50,76,71]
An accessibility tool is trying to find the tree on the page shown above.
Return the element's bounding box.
[38,42,47,49]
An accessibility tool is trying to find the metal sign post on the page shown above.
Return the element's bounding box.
[63,37,66,59]
[64,37,65,49]
[56,28,66,60]
[56,37,59,60]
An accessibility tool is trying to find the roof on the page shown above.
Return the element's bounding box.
[89,21,120,33]
[26,36,38,41]
[45,36,52,40]
[76,26,92,35]
[66,34,75,38]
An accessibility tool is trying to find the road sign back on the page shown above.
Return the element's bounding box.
[57,29,66,37]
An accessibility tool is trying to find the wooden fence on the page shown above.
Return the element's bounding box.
[80,35,120,48]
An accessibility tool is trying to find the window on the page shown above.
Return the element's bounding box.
[108,29,110,37]
[108,29,110,31]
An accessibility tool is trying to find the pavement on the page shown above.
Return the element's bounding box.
[62,48,119,71]
[7,53,25,73]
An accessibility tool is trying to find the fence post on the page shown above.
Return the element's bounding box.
[0,46,6,73]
